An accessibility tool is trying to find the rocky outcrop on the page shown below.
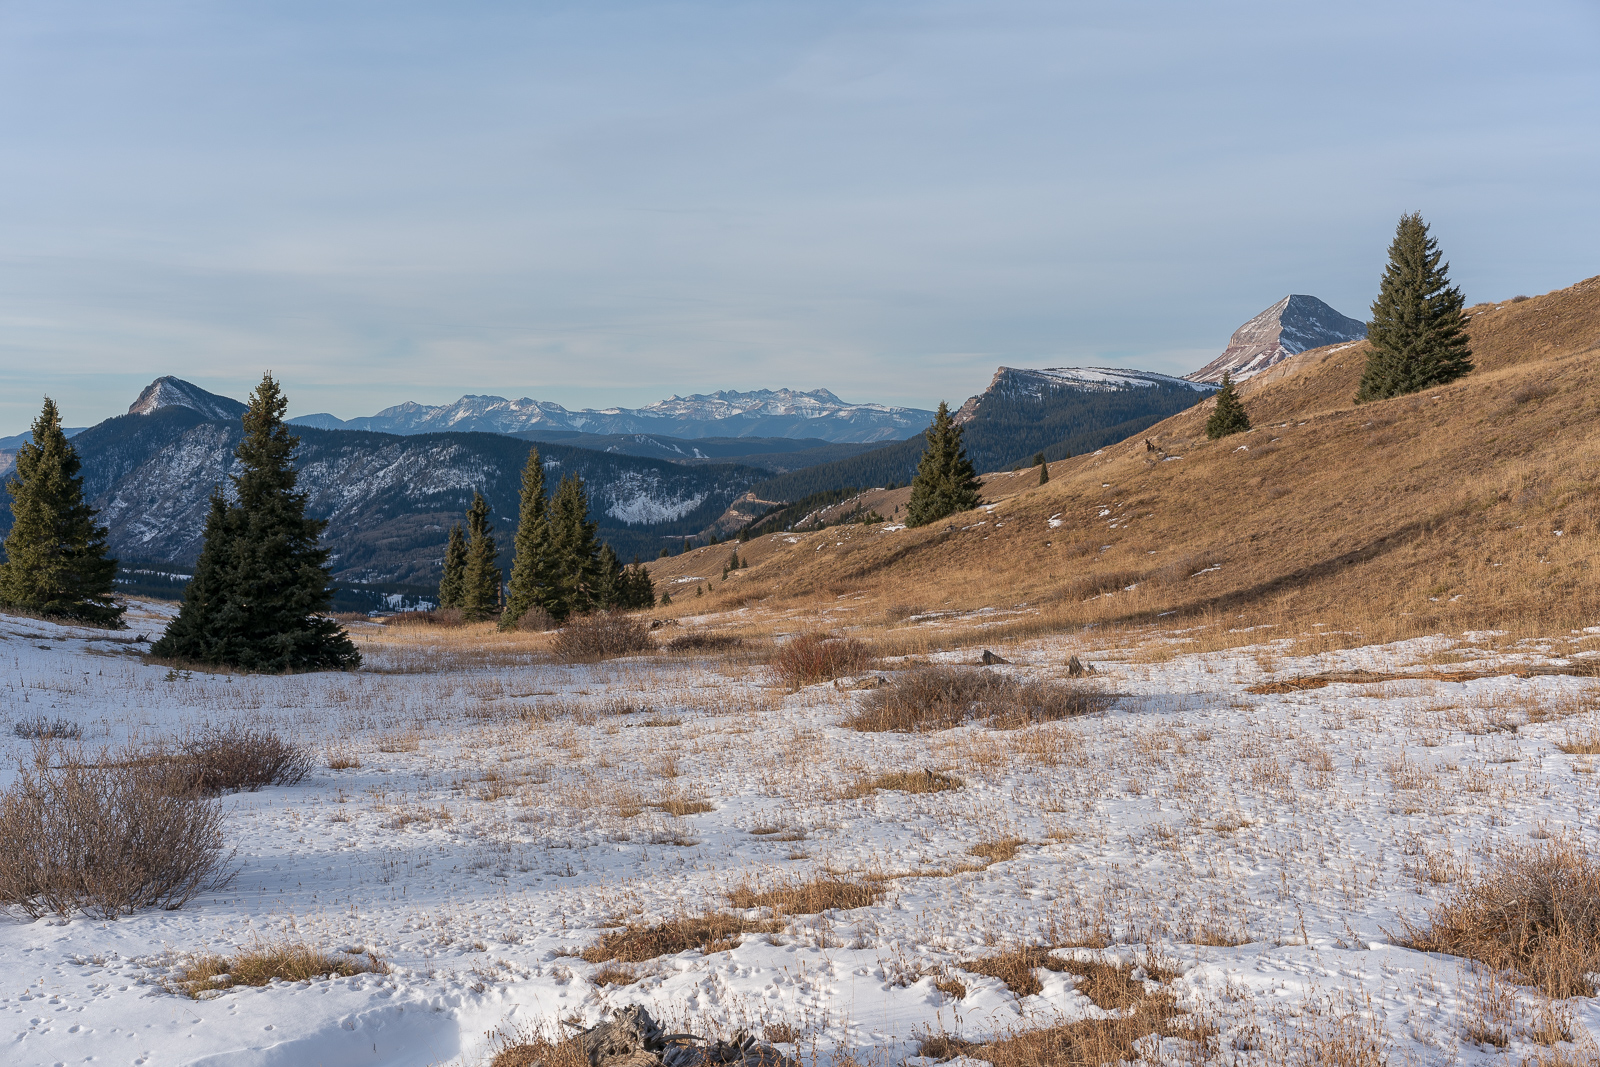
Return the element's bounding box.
[1187,296,1366,383]
[497,1006,795,1067]
[954,367,1212,424]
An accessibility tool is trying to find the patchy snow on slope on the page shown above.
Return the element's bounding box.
[601,470,707,525]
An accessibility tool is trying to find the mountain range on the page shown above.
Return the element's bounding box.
[289,387,933,443]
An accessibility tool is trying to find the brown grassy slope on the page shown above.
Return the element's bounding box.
[647,275,1600,637]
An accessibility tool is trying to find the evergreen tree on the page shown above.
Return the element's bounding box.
[501,447,551,629]
[438,524,466,609]
[658,547,670,559]
[624,558,656,609]
[0,398,124,626]
[1033,452,1045,466]
[593,543,623,609]
[460,492,499,621]
[1357,213,1474,402]
[543,475,600,621]
[1205,372,1251,439]
[153,374,358,671]
[906,402,982,527]
[1038,461,1049,485]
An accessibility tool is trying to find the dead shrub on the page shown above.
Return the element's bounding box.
[0,745,236,918]
[845,667,1111,732]
[580,912,784,963]
[664,631,746,654]
[552,612,655,662]
[176,725,313,794]
[763,1023,800,1045]
[166,940,386,998]
[770,633,874,689]
[1394,839,1600,996]
[13,716,81,740]
[509,605,556,632]
[728,875,884,915]
[1512,381,1557,404]
[385,608,465,627]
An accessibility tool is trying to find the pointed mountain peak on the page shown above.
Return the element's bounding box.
[128,377,249,421]
[1187,295,1366,383]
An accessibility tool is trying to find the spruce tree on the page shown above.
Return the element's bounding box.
[1033,452,1045,466]
[1205,372,1251,439]
[906,402,982,527]
[593,543,622,609]
[439,524,466,609]
[1357,212,1474,402]
[501,447,551,629]
[0,398,124,626]
[543,475,599,621]
[153,374,358,671]
[460,492,499,621]
[623,557,655,609]
[1038,461,1049,486]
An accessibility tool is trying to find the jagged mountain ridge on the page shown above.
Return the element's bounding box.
[291,387,934,443]
[1187,295,1367,383]
[127,376,250,421]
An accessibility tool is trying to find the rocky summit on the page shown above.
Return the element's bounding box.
[1186,294,1366,382]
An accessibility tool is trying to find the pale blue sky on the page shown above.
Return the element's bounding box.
[3,1,1597,435]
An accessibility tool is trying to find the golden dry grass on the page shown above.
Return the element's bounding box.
[1394,839,1600,997]
[579,912,784,963]
[727,874,885,915]
[165,941,386,998]
[641,274,1600,646]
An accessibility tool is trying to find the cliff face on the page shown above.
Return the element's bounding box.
[1187,295,1367,383]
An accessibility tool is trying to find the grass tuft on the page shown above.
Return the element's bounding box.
[1394,838,1600,997]
[166,941,386,998]
[770,633,874,689]
[844,666,1112,732]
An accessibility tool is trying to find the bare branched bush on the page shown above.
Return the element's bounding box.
[1394,839,1600,997]
[385,608,466,627]
[175,726,313,794]
[510,606,556,632]
[770,633,874,689]
[13,716,81,740]
[166,941,386,998]
[0,746,236,918]
[552,612,655,662]
[845,666,1112,732]
[664,631,746,654]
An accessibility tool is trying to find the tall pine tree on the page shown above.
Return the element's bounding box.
[438,524,466,609]
[543,475,600,621]
[1205,372,1251,439]
[906,402,982,527]
[1357,213,1474,402]
[0,398,124,626]
[152,374,358,671]
[593,543,623,609]
[501,447,551,630]
[460,492,499,621]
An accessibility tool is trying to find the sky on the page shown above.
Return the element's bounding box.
[2,0,1597,436]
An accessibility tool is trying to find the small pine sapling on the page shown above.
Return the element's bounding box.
[1205,372,1251,439]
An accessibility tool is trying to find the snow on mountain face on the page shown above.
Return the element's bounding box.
[289,388,932,443]
[954,366,1213,423]
[1187,295,1367,383]
[597,470,708,525]
[126,377,248,421]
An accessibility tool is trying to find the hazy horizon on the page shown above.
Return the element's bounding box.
[3,0,1597,437]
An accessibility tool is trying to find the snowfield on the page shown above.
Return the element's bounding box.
[3,603,1600,1066]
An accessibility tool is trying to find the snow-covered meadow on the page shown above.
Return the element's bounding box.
[4,602,1600,1066]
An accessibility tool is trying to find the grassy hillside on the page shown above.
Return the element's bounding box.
[648,275,1600,644]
